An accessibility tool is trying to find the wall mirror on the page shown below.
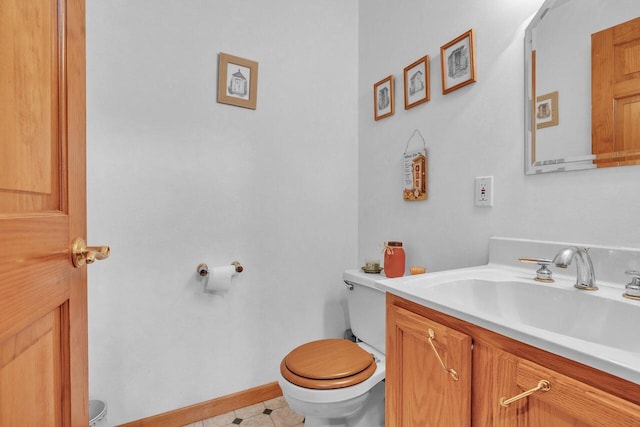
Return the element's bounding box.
[524,0,640,174]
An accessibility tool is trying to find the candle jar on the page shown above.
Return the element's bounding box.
[383,241,405,278]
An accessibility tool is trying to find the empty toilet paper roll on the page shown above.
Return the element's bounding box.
[205,265,238,292]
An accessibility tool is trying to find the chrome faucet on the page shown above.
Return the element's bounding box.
[623,270,640,300]
[552,247,598,290]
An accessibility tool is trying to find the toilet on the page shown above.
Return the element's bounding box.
[278,270,386,427]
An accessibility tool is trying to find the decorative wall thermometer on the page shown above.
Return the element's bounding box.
[403,130,428,201]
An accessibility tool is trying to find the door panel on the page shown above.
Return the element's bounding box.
[0,0,60,211]
[0,310,62,426]
[592,17,640,167]
[0,217,70,344]
[0,0,87,425]
[616,94,640,166]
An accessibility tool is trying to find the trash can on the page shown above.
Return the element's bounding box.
[89,400,107,427]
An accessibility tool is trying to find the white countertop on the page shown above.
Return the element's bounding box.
[375,264,640,385]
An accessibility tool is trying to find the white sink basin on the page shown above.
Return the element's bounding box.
[422,278,640,353]
[376,265,640,384]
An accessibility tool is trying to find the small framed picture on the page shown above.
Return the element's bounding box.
[217,52,259,110]
[373,75,394,121]
[404,55,430,110]
[440,29,476,94]
[536,91,559,129]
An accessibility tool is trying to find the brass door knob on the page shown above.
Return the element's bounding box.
[71,238,110,268]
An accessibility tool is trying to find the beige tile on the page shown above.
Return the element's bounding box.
[191,395,304,427]
[270,405,304,427]
[234,402,266,419]
[263,396,287,410]
[201,410,237,427]
[238,413,275,427]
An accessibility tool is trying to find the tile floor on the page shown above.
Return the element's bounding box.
[183,396,304,427]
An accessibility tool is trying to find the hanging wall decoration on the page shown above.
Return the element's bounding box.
[374,75,395,121]
[440,29,476,94]
[217,52,259,110]
[403,130,428,201]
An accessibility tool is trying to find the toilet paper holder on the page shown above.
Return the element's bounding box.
[196,261,243,277]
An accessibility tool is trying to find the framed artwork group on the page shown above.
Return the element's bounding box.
[373,29,477,121]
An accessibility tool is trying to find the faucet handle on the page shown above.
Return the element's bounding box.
[623,270,640,300]
[519,257,553,265]
[625,270,640,281]
[519,258,554,283]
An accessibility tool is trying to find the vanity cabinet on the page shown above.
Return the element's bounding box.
[487,349,640,426]
[386,294,640,426]
[386,302,472,426]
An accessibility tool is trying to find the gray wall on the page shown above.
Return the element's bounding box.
[86,1,358,424]
[358,0,640,273]
[87,0,640,424]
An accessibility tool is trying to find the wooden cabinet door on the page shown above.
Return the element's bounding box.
[490,350,640,427]
[386,304,472,427]
[0,0,88,425]
[592,16,640,167]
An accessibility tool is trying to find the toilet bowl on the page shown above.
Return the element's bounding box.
[278,270,386,427]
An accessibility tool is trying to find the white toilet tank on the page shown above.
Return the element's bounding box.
[343,270,386,354]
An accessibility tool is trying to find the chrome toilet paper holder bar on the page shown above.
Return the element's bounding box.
[196,261,243,277]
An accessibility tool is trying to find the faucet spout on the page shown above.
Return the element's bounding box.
[552,247,598,290]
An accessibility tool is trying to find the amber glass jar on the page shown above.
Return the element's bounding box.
[383,241,405,278]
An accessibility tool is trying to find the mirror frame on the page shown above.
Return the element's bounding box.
[524,0,597,175]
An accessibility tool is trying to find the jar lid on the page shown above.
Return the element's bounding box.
[386,241,403,246]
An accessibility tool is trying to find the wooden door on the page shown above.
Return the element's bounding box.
[0,0,88,425]
[489,348,640,427]
[386,304,472,427]
[592,17,640,167]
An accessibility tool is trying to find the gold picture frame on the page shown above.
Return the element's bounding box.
[374,75,394,121]
[217,52,258,110]
[536,91,559,129]
[440,29,477,94]
[404,55,430,110]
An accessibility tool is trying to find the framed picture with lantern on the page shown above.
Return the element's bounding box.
[373,75,394,120]
[404,55,430,109]
[440,29,476,94]
[217,52,259,110]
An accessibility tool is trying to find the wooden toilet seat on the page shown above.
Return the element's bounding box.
[280,339,377,389]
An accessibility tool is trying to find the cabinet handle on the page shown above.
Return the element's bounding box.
[500,380,551,407]
[427,328,459,381]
